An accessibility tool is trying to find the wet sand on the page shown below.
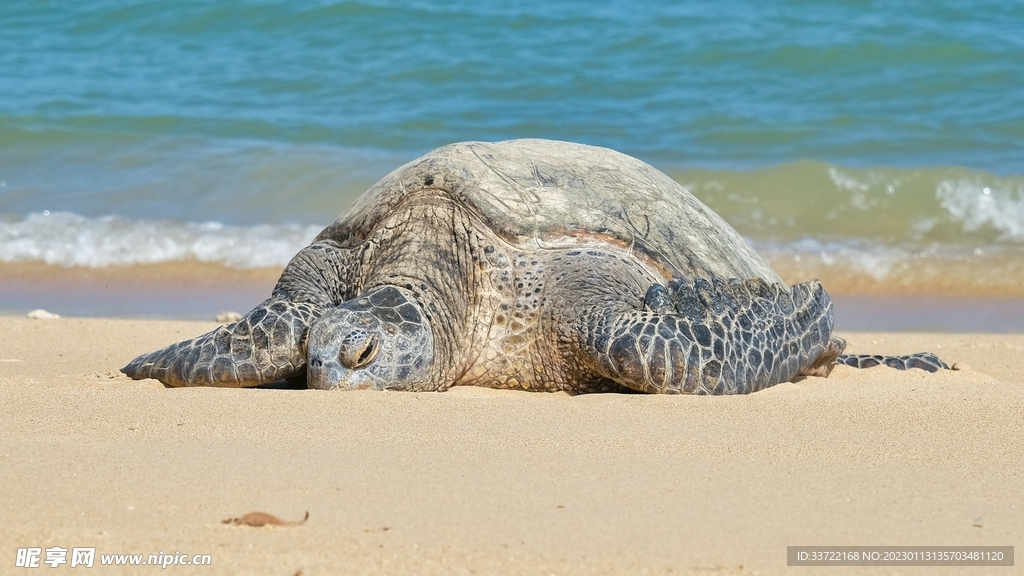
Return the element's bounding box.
[0,262,280,320]
[1,315,1021,575]
[3,261,1024,332]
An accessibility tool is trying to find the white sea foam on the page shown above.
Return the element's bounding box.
[753,237,908,281]
[0,212,321,268]
[827,167,869,193]
[936,178,1024,241]
[826,167,901,211]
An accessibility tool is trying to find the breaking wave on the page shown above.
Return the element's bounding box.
[673,162,1024,249]
[2,158,1023,297]
[0,211,320,268]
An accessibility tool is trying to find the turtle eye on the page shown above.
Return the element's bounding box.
[349,333,380,369]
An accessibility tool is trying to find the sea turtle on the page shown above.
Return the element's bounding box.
[122,139,946,394]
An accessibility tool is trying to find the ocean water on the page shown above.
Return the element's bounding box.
[2,1,1023,310]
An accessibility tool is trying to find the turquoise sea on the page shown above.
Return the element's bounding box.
[1,1,1023,323]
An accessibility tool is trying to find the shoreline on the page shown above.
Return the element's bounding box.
[0,262,280,320]
[3,261,1024,332]
[1,316,1021,575]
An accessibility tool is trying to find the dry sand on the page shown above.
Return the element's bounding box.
[1,315,1021,575]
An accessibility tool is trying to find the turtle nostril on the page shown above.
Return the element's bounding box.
[309,357,322,368]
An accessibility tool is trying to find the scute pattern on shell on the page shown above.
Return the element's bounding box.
[318,139,783,285]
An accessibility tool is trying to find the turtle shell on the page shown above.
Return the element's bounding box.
[318,139,782,284]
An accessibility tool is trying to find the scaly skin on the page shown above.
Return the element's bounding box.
[305,285,435,391]
[533,247,841,394]
[121,241,355,387]
[836,352,949,372]
[580,278,837,395]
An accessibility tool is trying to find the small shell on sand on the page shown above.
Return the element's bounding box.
[27,309,61,320]
[215,311,242,323]
[223,511,309,527]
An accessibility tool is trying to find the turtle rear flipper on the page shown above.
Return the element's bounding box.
[798,335,846,378]
[836,352,949,372]
[122,295,323,387]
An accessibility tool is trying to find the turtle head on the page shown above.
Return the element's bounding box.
[305,285,434,391]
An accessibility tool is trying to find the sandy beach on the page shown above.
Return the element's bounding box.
[0,315,1020,575]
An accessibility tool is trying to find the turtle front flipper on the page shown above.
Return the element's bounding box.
[122,295,324,387]
[581,278,835,394]
[122,240,356,387]
[836,352,949,372]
